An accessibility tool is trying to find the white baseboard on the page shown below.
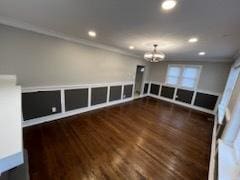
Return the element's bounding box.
[22,97,135,127]
[21,81,151,128]
[22,92,214,128]
[148,94,215,115]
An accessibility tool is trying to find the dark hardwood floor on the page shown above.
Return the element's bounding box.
[23,97,214,180]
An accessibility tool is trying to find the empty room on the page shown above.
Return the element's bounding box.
[0,0,240,179]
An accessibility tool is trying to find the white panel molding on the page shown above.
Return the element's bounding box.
[22,81,136,127]
[22,80,220,127]
[106,85,110,103]
[22,97,134,127]
[88,87,91,108]
[60,89,66,113]
[22,81,134,93]
[148,81,221,115]
[149,94,215,115]
[0,16,140,59]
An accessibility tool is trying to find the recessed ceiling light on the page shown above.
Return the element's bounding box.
[198,52,206,56]
[88,31,96,37]
[161,0,177,10]
[188,37,198,43]
[129,46,135,50]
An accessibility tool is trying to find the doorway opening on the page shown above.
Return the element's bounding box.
[134,65,145,98]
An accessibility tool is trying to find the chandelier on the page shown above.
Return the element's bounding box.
[144,44,165,62]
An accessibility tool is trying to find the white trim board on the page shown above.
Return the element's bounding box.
[22,80,218,127]
[149,81,221,114]
[148,94,215,115]
[22,81,136,127]
[22,81,134,92]
[22,97,134,127]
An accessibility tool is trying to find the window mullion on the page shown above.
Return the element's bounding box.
[178,66,184,87]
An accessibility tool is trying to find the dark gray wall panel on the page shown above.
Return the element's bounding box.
[109,86,122,102]
[194,92,218,110]
[143,83,149,94]
[175,89,194,104]
[123,85,133,98]
[65,88,88,111]
[91,87,108,105]
[150,84,160,95]
[22,91,61,120]
[160,86,175,99]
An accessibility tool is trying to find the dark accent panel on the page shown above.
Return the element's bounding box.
[175,88,194,104]
[160,86,175,99]
[109,86,122,102]
[143,83,149,94]
[150,84,160,95]
[91,87,108,106]
[65,88,88,111]
[194,92,218,110]
[123,85,133,98]
[22,91,61,120]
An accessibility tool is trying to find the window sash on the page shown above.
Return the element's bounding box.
[165,65,201,89]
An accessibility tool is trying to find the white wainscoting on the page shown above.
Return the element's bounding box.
[22,81,148,127]
[22,81,219,127]
[148,81,221,115]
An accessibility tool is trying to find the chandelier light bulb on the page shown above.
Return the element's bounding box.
[144,44,165,62]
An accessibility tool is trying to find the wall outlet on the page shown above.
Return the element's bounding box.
[52,107,57,113]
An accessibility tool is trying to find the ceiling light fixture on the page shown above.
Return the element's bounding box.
[88,30,96,37]
[129,46,135,50]
[188,37,198,43]
[144,44,165,63]
[161,0,177,10]
[198,52,206,56]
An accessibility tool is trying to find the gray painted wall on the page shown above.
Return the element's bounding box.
[149,61,231,93]
[0,24,231,94]
[0,24,149,87]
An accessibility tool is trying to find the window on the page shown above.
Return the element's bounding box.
[218,66,240,123]
[166,65,201,89]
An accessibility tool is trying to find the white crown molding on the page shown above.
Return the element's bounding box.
[165,57,233,63]
[0,16,141,59]
[0,16,235,63]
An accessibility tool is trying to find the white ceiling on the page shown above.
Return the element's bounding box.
[0,0,239,61]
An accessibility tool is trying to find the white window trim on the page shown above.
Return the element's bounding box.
[165,64,202,91]
[218,66,240,124]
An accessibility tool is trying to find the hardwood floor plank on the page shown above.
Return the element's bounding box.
[24,97,213,180]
